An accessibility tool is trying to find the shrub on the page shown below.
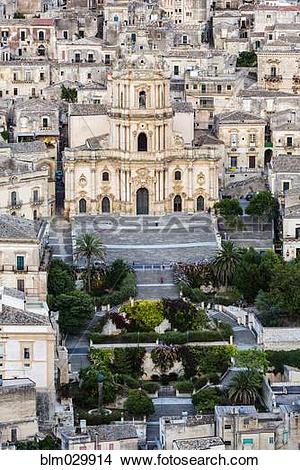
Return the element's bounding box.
[124,389,154,417]
[151,345,179,373]
[163,298,208,331]
[142,381,160,394]
[180,345,236,378]
[47,259,76,297]
[57,290,94,335]
[94,271,137,307]
[266,350,300,374]
[121,300,164,331]
[176,380,193,393]
[90,331,158,344]
[192,387,226,413]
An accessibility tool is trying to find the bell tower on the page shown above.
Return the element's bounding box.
[108,53,174,156]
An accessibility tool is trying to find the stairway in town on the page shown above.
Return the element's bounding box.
[135,269,178,300]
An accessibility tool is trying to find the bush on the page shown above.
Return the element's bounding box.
[76,409,122,426]
[94,271,137,307]
[236,50,257,67]
[121,300,164,331]
[266,350,300,374]
[142,381,160,394]
[47,259,76,298]
[124,390,154,417]
[90,331,158,344]
[163,298,208,331]
[176,380,193,393]
[180,345,236,378]
[192,387,226,413]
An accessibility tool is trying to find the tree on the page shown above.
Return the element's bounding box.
[267,260,300,317]
[236,50,257,67]
[47,259,76,297]
[180,345,236,378]
[246,191,278,219]
[213,241,242,288]
[214,199,243,229]
[235,349,269,373]
[228,370,262,405]
[103,259,130,292]
[56,290,94,335]
[163,298,208,332]
[233,249,281,303]
[124,389,154,417]
[61,84,78,103]
[151,345,179,374]
[121,300,164,331]
[192,387,226,413]
[75,233,106,293]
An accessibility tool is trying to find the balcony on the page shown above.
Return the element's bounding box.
[265,140,273,148]
[264,74,282,82]
[0,264,44,273]
[8,200,22,209]
[30,197,44,206]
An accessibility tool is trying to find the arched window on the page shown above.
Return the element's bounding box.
[102,171,109,182]
[138,132,147,152]
[11,191,17,206]
[197,195,204,212]
[271,66,277,77]
[174,195,182,212]
[102,197,110,213]
[79,198,86,213]
[139,91,146,109]
[38,31,45,41]
[174,170,181,181]
[37,45,46,56]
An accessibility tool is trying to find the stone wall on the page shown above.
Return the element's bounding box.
[263,328,300,351]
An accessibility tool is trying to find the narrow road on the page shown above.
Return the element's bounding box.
[208,309,257,349]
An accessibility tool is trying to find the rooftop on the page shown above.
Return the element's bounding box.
[62,424,138,442]
[163,414,214,426]
[0,215,41,240]
[0,378,36,390]
[215,406,257,416]
[272,155,300,173]
[216,111,265,124]
[174,437,224,450]
[0,304,50,326]
[69,104,107,116]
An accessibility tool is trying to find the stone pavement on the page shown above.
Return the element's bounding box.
[208,309,257,349]
[136,269,178,299]
[48,216,73,264]
[71,213,219,265]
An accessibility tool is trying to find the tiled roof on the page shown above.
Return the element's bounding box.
[69,104,107,116]
[0,141,47,153]
[272,155,300,173]
[0,215,40,240]
[174,437,224,450]
[63,424,138,441]
[172,101,193,113]
[217,111,265,124]
[0,304,49,326]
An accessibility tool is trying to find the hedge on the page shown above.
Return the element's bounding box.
[266,350,300,374]
[142,381,160,394]
[90,329,231,345]
[175,380,194,393]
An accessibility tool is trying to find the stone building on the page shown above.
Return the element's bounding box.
[215,405,289,450]
[61,423,139,450]
[214,111,266,182]
[63,53,221,217]
[0,215,48,300]
[0,286,55,422]
[0,378,38,445]
[160,415,215,450]
[173,436,225,450]
[0,60,51,99]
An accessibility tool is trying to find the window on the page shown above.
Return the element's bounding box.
[174,65,179,76]
[105,54,111,65]
[217,84,222,93]
[269,34,273,40]
[182,35,188,44]
[0,343,4,361]
[14,88,18,96]
[24,347,30,360]
[33,189,39,202]
[11,191,17,206]
[174,170,181,181]
[193,84,197,90]
[231,156,237,167]
[102,172,109,181]
[201,84,206,93]
[230,133,237,147]
[270,66,276,77]
[174,195,182,212]
[249,155,256,169]
[74,53,81,63]
[87,73,92,79]
[88,53,94,63]
[283,181,290,192]
[268,436,274,445]
[32,88,36,97]
[296,227,300,239]
[37,45,45,56]
[227,85,232,91]
[243,438,254,445]
[139,91,146,109]
[63,30,68,39]
[20,30,26,41]
[16,256,25,271]
[78,30,84,38]
[11,429,17,442]
[113,15,119,22]
[224,441,231,446]
[131,32,136,43]
[40,72,45,81]
[38,30,45,41]
[33,209,38,220]
[249,133,256,145]
[225,424,231,430]
[109,444,114,450]
[138,132,147,152]
[42,117,48,128]
[287,136,293,147]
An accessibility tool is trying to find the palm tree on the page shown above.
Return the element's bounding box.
[213,241,242,288]
[75,233,106,293]
[228,370,262,405]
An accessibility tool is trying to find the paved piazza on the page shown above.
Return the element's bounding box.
[71,213,219,265]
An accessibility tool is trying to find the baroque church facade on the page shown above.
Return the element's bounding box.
[63,54,222,217]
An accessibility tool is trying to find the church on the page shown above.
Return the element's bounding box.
[63,53,223,217]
